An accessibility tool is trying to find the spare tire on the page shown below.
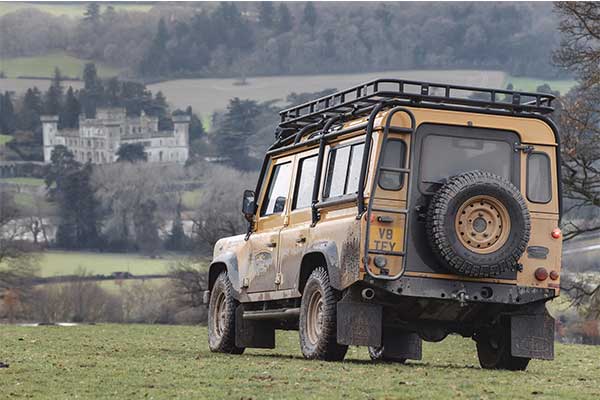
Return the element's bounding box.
[426,171,530,278]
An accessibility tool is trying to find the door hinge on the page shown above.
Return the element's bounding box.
[242,277,249,288]
[514,143,534,153]
[274,273,282,285]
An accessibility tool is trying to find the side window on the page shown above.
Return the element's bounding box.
[527,152,552,203]
[260,162,292,216]
[293,155,318,210]
[323,142,365,199]
[379,139,407,191]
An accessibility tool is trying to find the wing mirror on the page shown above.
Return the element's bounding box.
[242,189,256,221]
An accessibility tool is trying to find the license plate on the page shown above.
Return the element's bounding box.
[369,225,403,253]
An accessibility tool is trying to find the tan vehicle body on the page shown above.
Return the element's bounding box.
[207,80,562,368]
[213,108,561,298]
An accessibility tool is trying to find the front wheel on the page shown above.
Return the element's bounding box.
[208,272,244,354]
[299,267,348,361]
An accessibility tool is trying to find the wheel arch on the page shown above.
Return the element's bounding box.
[299,242,343,292]
[208,251,242,298]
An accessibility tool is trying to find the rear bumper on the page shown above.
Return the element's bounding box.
[369,275,557,305]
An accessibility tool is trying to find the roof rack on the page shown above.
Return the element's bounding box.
[278,78,555,133]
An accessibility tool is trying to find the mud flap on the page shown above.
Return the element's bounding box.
[510,309,554,360]
[381,327,422,361]
[337,301,382,346]
[235,306,276,349]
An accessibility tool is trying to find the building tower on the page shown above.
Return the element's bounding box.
[41,115,60,163]
[172,114,191,162]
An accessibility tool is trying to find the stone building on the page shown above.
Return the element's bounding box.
[41,108,190,164]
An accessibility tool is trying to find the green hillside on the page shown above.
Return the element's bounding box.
[0,53,121,79]
[0,324,598,399]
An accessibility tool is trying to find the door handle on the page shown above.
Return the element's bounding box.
[266,242,277,248]
[296,237,306,244]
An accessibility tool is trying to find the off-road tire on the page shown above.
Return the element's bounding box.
[368,346,407,363]
[299,267,348,361]
[475,322,530,371]
[426,170,530,278]
[208,272,245,354]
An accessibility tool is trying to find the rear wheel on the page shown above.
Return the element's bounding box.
[368,346,407,363]
[208,272,244,354]
[299,267,348,361]
[475,322,529,371]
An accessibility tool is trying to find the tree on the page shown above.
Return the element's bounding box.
[213,98,260,170]
[302,2,317,30]
[554,2,600,316]
[139,18,170,78]
[191,165,254,253]
[45,147,100,249]
[0,91,16,134]
[184,106,205,141]
[116,143,148,163]
[81,63,103,117]
[17,87,43,132]
[165,202,188,251]
[258,2,275,29]
[277,3,293,34]
[83,2,101,24]
[44,68,64,115]
[61,87,81,129]
[554,2,600,89]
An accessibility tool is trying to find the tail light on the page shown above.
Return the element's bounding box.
[535,267,549,281]
[551,228,561,239]
[550,270,559,280]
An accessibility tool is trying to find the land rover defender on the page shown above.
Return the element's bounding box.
[205,79,562,370]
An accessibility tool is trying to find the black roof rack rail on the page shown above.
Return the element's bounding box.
[278,78,556,134]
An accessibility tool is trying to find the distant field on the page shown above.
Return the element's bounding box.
[149,70,508,117]
[0,324,599,399]
[0,177,45,186]
[0,2,154,17]
[37,251,172,277]
[0,134,12,145]
[0,53,121,79]
[505,75,577,95]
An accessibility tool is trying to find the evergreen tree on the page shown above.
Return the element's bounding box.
[165,202,188,251]
[116,143,148,163]
[277,3,293,34]
[44,68,64,115]
[17,87,43,132]
[81,63,103,117]
[302,2,317,30]
[61,87,81,129]
[133,199,160,255]
[0,91,17,134]
[46,147,100,249]
[84,2,101,23]
[139,18,170,77]
[186,106,205,141]
[258,2,275,28]
[215,97,260,170]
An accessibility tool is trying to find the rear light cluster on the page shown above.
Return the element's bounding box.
[534,267,559,282]
[551,228,561,239]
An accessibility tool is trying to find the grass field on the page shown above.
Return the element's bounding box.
[0,134,13,145]
[0,2,154,17]
[0,324,598,399]
[505,75,577,95]
[0,52,121,79]
[0,177,45,186]
[38,251,172,277]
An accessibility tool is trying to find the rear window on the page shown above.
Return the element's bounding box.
[323,142,364,199]
[420,134,512,184]
[527,152,552,203]
[379,139,407,191]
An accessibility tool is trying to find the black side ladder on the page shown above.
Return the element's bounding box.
[363,107,416,281]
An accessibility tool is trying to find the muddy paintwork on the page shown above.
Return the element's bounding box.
[209,105,562,303]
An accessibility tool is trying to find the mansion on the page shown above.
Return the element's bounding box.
[41,108,190,164]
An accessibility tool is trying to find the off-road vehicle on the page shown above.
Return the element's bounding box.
[205,79,562,370]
